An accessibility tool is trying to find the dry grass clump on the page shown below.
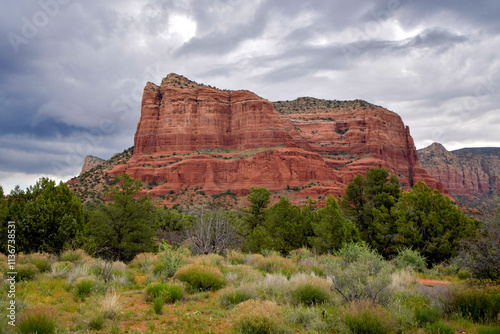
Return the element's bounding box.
[67,264,90,285]
[224,265,263,287]
[189,253,225,266]
[129,252,158,272]
[17,306,58,334]
[231,299,283,334]
[257,273,290,303]
[288,248,313,262]
[49,261,75,279]
[227,251,247,265]
[290,273,332,306]
[99,291,122,320]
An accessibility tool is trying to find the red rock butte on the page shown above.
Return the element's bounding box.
[109,73,443,198]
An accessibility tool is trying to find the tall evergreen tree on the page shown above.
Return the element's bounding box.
[85,173,155,261]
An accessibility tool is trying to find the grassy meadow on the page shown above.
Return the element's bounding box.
[0,246,499,334]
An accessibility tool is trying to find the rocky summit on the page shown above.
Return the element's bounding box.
[93,73,441,204]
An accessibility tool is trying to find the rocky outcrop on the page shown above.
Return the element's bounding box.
[102,74,440,202]
[80,155,106,175]
[418,143,500,210]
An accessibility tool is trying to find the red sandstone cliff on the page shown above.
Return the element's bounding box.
[418,143,500,210]
[104,73,439,201]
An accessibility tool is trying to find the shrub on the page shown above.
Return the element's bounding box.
[285,305,329,333]
[288,248,313,262]
[232,300,282,334]
[73,277,95,301]
[92,259,114,282]
[394,248,427,272]
[425,321,454,334]
[477,326,500,334]
[130,252,158,272]
[67,264,90,285]
[145,283,183,303]
[88,313,105,330]
[18,312,57,334]
[153,296,164,315]
[291,283,330,306]
[153,242,185,278]
[329,245,393,304]
[447,287,500,323]
[257,273,290,303]
[415,307,441,326]
[219,285,256,309]
[344,302,391,334]
[457,270,470,280]
[174,264,226,292]
[227,251,247,265]
[50,261,74,279]
[251,255,297,278]
[60,249,90,264]
[24,252,55,272]
[16,264,39,281]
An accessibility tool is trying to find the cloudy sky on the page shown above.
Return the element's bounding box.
[1,0,499,193]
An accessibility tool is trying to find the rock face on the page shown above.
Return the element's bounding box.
[107,73,441,201]
[80,155,106,175]
[418,143,500,209]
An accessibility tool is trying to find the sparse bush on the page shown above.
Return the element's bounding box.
[288,248,313,262]
[73,277,95,301]
[130,252,158,272]
[153,242,185,278]
[232,300,282,334]
[227,251,247,265]
[425,321,454,334]
[174,264,226,292]
[15,264,39,281]
[257,273,290,303]
[92,258,114,282]
[285,305,329,333]
[219,285,256,309]
[457,270,470,280]
[394,248,427,272]
[18,311,57,334]
[415,307,441,326]
[145,283,183,303]
[330,244,393,304]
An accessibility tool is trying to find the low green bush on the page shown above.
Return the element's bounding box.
[344,308,388,334]
[18,313,57,334]
[15,264,39,281]
[457,270,470,280]
[291,283,330,306]
[153,296,164,315]
[88,313,105,330]
[477,325,500,334]
[231,300,282,334]
[174,264,226,292]
[153,242,185,278]
[219,286,255,309]
[448,287,500,323]
[425,321,454,334]
[73,277,95,301]
[415,307,441,326]
[394,248,427,272]
[145,283,183,303]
